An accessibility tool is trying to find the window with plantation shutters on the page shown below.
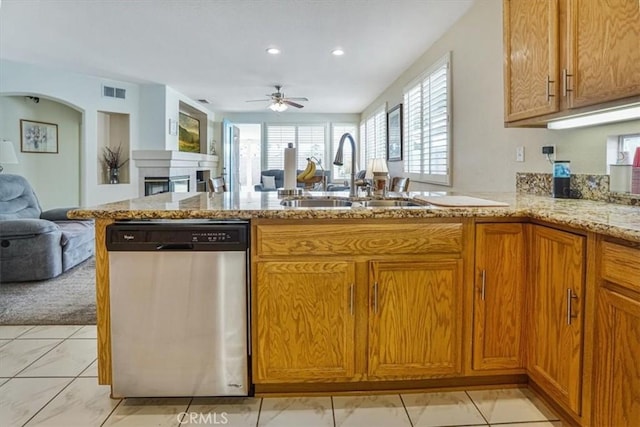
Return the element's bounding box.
[332,124,358,180]
[264,124,326,171]
[360,104,387,169]
[403,52,452,185]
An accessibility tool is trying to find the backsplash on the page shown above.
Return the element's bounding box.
[516,172,640,206]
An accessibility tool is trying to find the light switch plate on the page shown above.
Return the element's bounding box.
[516,146,525,162]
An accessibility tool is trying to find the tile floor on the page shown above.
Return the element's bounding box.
[0,325,564,427]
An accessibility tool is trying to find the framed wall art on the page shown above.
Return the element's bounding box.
[387,104,402,161]
[20,119,58,153]
[178,112,201,153]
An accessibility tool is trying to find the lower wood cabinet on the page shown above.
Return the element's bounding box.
[592,240,640,427]
[472,223,526,371]
[368,260,463,378]
[255,261,356,383]
[528,225,585,416]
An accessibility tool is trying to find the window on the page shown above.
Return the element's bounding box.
[403,52,452,185]
[619,133,640,163]
[359,105,387,170]
[332,123,358,180]
[264,124,326,171]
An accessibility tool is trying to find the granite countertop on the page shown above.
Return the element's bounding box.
[68,191,640,243]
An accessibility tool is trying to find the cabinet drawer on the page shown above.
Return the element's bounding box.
[256,223,463,256]
[602,241,640,293]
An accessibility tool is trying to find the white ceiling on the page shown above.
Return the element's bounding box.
[0,0,474,114]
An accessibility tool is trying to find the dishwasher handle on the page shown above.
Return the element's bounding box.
[156,243,194,250]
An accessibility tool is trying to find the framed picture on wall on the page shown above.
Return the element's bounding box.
[387,104,402,161]
[20,119,58,153]
[178,112,201,153]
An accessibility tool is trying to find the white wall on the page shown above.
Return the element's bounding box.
[361,0,640,192]
[0,96,81,209]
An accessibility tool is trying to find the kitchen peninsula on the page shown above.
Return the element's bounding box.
[69,191,640,427]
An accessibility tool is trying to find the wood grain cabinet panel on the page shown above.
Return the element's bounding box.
[601,241,640,294]
[528,225,585,416]
[567,0,640,108]
[473,224,526,371]
[503,0,559,122]
[255,261,356,383]
[368,260,463,379]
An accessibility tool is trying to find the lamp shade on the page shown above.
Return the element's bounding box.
[0,140,18,164]
[371,158,388,173]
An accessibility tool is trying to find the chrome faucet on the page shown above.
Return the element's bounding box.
[333,133,357,197]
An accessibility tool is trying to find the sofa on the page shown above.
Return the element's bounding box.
[254,169,332,191]
[0,174,95,282]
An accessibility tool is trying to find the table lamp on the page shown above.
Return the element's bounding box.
[0,139,18,173]
[366,158,388,196]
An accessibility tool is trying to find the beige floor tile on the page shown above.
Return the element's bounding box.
[0,339,61,377]
[102,397,191,426]
[402,391,487,427]
[78,359,98,377]
[0,339,11,348]
[186,397,261,426]
[489,422,563,427]
[18,339,96,377]
[0,378,8,387]
[24,377,119,426]
[20,325,83,339]
[69,325,97,339]
[0,325,34,339]
[259,396,333,427]
[333,394,412,427]
[467,388,558,424]
[0,377,71,427]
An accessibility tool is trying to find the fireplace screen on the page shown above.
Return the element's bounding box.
[144,176,190,196]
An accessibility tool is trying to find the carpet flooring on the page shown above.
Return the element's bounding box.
[0,258,96,325]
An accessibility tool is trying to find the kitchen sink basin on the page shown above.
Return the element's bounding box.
[357,199,425,207]
[280,199,353,208]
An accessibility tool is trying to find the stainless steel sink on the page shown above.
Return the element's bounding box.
[280,199,353,208]
[357,199,424,207]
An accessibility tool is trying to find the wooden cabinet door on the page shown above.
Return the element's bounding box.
[529,226,585,415]
[504,0,559,122]
[255,261,356,383]
[473,224,526,371]
[567,0,640,108]
[368,260,463,379]
[592,289,640,427]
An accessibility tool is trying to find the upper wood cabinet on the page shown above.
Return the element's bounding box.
[368,260,463,379]
[255,261,356,383]
[503,0,559,122]
[473,224,526,371]
[503,0,640,125]
[528,225,585,416]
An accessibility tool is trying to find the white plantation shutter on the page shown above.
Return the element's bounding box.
[359,121,366,172]
[332,124,358,180]
[403,52,452,185]
[265,125,295,169]
[361,104,387,166]
[296,125,325,167]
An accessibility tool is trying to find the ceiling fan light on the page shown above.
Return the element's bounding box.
[269,102,288,112]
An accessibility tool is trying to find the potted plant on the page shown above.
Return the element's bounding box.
[103,145,128,184]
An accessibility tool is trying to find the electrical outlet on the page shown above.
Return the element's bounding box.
[516,146,525,162]
[542,145,556,160]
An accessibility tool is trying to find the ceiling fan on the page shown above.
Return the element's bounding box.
[246,85,309,112]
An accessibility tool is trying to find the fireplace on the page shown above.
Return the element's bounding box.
[144,176,190,196]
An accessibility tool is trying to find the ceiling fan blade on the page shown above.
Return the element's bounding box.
[285,97,309,101]
[283,100,304,108]
[246,99,270,102]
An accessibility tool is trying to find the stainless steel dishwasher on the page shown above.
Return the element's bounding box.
[106,220,250,398]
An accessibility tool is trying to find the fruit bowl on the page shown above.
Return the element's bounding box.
[298,175,323,189]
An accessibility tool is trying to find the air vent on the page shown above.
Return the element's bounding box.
[197,99,210,104]
[102,85,126,99]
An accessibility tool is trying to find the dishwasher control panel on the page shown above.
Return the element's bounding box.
[106,221,248,251]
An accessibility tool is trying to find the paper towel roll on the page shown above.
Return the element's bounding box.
[284,144,297,189]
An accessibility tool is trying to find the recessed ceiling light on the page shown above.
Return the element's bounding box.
[266,47,280,55]
[331,48,345,56]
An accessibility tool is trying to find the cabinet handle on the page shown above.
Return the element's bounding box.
[481,270,486,301]
[562,69,573,97]
[374,282,378,314]
[546,75,555,102]
[566,288,578,325]
[350,283,354,316]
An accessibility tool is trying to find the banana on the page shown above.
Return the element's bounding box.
[303,160,317,180]
[297,159,313,181]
